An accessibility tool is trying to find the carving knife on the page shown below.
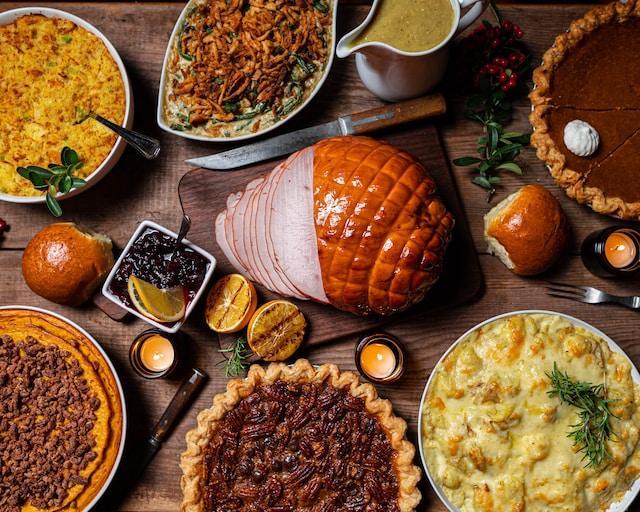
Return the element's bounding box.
[185,94,446,170]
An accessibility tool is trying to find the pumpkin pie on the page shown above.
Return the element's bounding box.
[180,359,422,511]
[530,0,640,219]
[0,309,123,511]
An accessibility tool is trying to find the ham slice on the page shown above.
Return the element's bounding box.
[270,147,328,303]
[215,136,454,316]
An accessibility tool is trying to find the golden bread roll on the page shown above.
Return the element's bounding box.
[484,184,569,276]
[22,222,114,305]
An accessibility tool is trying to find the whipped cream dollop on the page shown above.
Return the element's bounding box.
[563,120,600,157]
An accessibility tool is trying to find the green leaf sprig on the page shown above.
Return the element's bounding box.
[453,113,530,201]
[546,363,618,468]
[452,14,532,201]
[17,147,86,217]
[218,336,252,378]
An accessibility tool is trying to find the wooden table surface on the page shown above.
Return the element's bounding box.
[1,2,639,511]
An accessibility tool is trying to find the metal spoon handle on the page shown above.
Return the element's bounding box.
[175,214,192,248]
[91,112,161,160]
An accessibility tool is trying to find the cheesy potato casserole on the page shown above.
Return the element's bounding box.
[0,15,125,196]
[422,313,640,511]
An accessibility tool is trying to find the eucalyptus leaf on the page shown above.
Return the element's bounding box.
[472,176,492,189]
[61,147,78,166]
[453,156,482,166]
[25,166,53,178]
[72,177,87,188]
[45,193,62,217]
[497,162,523,174]
[60,175,73,194]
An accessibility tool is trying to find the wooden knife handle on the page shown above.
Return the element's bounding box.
[347,94,446,135]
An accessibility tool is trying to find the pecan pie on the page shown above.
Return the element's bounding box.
[530,0,640,219]
[0,309,123,511]
[180,359,421,511]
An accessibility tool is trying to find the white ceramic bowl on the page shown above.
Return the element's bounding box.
[156,0,337,142]
[0,305,127,511]
[418,310,640,512]
[0,7,133,204]
[101,220,217,333]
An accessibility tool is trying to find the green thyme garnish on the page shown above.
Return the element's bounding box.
[546,363,618,468]
[218,336,252,378]
[17,147,86,217]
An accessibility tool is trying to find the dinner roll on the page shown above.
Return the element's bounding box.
[484,185,569,276]
[22,223,114,305]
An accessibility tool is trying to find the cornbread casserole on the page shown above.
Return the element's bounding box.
[163,0,333,138]
[422,313,640,511]
[0,308,123,511]
[0,15,125,197]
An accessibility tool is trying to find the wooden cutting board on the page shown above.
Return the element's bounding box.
[178,124,484,348]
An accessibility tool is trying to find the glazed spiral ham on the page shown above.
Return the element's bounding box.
[215,136,454,315]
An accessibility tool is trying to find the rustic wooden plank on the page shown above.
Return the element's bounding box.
[1,2,639,511]
[2,248,640,511]
[0,3,620,253]
[179,123,484,348]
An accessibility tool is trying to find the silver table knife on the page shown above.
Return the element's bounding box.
[185,94,446,170]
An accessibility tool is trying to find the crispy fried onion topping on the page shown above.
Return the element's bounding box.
[171,0,331,128]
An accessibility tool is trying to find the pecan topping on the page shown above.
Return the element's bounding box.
[0,335,100,510]
[202,381,400,511]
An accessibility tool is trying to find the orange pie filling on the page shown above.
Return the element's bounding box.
[530,2,640,218]
[0,310,122,512]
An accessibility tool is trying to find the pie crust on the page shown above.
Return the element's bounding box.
[530,0,640,219]
[180,359,422,511]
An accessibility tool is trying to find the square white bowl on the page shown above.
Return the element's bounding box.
[102,220,216,333]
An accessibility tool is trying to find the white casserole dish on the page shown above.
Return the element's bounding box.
[101,220,216,333]
[156,0,337,142]
[418,310,640,512]
[0,7,133,204]
[0,305,128,511]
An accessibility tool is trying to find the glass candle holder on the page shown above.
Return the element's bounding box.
[581,226,640,278]
[355,333,406,384]
[130,329,180,379]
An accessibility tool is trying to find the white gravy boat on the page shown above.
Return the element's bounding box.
[337,0,487,101]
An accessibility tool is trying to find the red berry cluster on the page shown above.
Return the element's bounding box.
[0,218,7,236]
[459,20,527,93]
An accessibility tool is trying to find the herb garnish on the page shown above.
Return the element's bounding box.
[218,336,252,378]
[452,16,531,200]
[546,363,618,468]
[17,147,86,217]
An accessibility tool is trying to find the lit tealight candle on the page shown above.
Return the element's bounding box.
[139,334,175,372]
[355,333,406,383]
[605,231,637,269]
[130,330,179,379]
[360,343,396,379]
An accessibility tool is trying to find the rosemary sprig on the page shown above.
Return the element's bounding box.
[17,147,86,217]
[546,363,618,468]
[218,336,252,378]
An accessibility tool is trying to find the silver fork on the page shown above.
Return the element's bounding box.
[546,282,640,311]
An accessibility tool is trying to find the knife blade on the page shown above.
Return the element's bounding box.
[186,93,446,170]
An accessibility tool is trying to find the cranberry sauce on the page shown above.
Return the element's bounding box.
[108,228,209,310]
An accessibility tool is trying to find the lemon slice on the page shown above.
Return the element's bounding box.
[127,275,186,323]
[247,300,306,362]
[205,274,257,334]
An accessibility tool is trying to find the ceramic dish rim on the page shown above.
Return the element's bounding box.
[417,309,640,512]
[101,219,217,334]
[0,6,133,204]
[0,304,128,511]
[155,0,338,142]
